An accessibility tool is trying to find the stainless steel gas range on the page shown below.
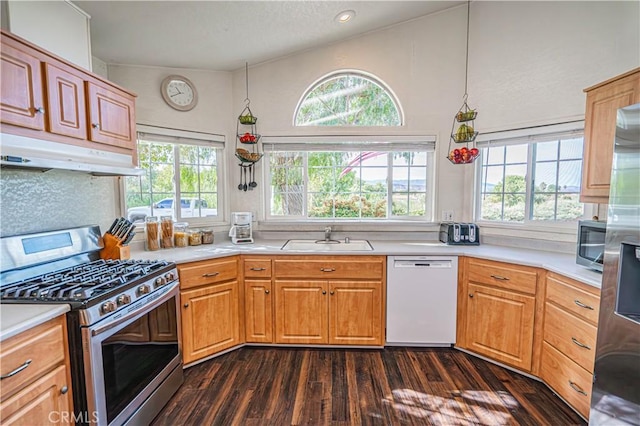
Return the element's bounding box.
[0,226,183,426]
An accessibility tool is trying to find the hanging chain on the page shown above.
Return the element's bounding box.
[244,62,250,106]
[463,0,470,99]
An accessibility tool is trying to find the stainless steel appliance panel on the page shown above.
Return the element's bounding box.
[589,104,640,425]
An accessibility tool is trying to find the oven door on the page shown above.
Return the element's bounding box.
[82,281,182,426]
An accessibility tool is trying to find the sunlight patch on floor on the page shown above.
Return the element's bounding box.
[382,388,520,425]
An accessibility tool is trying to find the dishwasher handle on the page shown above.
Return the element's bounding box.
[393,260,452,268]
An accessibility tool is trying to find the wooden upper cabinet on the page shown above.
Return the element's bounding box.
[0,43,45,130]
[581,68,640,203]
[44,63,87,139]
[87,81,136,150]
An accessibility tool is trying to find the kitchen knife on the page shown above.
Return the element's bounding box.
[122,231,136,245]
[112,218,128,239]
[115,219,132,240]
[106,218,120,235]
[118,221,134,240]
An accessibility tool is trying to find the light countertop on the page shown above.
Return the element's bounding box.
[0,304,70,342]
[131,239,602,288]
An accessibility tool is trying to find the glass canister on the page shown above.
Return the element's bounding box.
[201,228,214,244]
[145,216,160,251]
[174,222,189,248]
[188,229,202,246]
[160,216,174,249]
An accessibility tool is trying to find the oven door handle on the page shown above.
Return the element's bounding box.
[90,282,179,337]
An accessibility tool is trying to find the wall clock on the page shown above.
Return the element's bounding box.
[161,75,198,111]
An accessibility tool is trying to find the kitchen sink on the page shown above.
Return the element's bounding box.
[281,239,374,251]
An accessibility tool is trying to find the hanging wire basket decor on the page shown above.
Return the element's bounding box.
[446,98,480,164]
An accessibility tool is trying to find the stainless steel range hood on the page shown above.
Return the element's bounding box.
[0,133,144,176]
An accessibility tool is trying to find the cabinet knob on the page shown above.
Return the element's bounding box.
[265,289,270,294]
[35,107,45,114]
[469,293,474,298]
[61,386,68,395]
[183,303,189,308]
[92,123,100,129]
[322,290,327,295]
[330,291,335,295]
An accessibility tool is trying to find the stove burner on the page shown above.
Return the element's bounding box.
[1,259,172,303]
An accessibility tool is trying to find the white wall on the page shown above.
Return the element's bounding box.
[92,56,108,79]
[5,0,92,70]
[469,1,640,132]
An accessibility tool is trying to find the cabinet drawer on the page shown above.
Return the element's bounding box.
[178,257,238,290]
[540,342,592,419]
[544,302,597,372]
[243,258,272,278]
[274,256,384,279]
[0,316,66,401]
[467,258,538,295]
[546,273,600,325]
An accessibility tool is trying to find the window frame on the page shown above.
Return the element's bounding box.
[121,125,226,226]
[262,136,436,222]
[293,69,405,127]
[473,126,595,231]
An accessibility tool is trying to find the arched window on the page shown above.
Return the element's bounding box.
[294,71,402,126]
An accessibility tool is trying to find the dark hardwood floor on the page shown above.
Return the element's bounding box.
[151,347,586,426]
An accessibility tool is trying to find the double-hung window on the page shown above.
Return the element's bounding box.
[263,137,435,220]
[476,127,586,224]
[124,125,224,224]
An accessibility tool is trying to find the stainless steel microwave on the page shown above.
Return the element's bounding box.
[576,220,606,272]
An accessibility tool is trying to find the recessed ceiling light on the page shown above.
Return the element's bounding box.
[335,10,356,24]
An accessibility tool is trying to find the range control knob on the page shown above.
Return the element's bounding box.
[136,285,150,296]
[100,301,116,315]
[164,272,175,282]
[155,277,166,288]
[116,294,131,306]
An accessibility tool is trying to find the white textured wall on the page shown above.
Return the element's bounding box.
[5,0,92,70]
[0,169,119,237]
[92,56,108,79]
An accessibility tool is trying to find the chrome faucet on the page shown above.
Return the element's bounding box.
[324,226,332,241]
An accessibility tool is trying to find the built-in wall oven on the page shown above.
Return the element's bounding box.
[0,226,183,426]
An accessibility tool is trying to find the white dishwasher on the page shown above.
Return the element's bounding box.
[386,256,458,346]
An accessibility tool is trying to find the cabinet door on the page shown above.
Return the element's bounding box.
[329,281,383,346]
[274,280,328,344]
[466,283,536,371]
[244,280,273,343]
[44,63,86,140]
[0,43,45,130]
[0,365,72,425]
[181,281,240,365]
[86,81,136,150]
[581,70,639,202]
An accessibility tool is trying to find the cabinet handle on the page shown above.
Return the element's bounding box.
[250,267,266,271]
[35,107,45,114]
[574,299,594,310]
[490,274,509,281]
[265,289,270,294]
[322,290,327,295]
[469,293,474,298]
[571,337,591,350]
[202,272,219,277]
[330,291,335,295]
[320,268,335,272]
[0,359,32,380]
[183,303,189,308]
[568,381,587,396]
[92,123,100,129]
[61,386,69,395]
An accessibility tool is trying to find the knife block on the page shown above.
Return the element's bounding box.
[100,233,131,260]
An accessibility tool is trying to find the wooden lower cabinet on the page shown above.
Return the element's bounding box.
[181,281,240,364]
[0,315,73,425]
[465,283,536,371]
[275,280,328,344]
[244,279,273,343]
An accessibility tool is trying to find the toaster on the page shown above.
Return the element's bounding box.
[439,223,480,245]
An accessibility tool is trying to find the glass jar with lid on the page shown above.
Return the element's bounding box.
[174,222,189,247]
[188,229,202,246]
[160,216,174,249]
[145,216,160,251]
[201,228,214,244]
